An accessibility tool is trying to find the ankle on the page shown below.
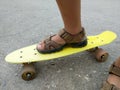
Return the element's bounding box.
[64,27,83,35]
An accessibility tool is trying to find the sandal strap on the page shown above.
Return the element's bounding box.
[44,35,62,50]
[101,81,120,90]
[109,62,120,77]
[58,28,86,43]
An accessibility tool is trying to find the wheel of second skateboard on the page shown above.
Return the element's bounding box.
[21,63,36,81]
[94,48,109,62]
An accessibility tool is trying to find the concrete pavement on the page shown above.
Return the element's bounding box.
[0,0,120,90]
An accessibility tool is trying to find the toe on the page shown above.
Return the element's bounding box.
[37,41,45,51]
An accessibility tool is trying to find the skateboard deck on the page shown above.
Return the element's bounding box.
[5,30,117,64]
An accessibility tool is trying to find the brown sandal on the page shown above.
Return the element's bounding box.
[101,61,120,90]
[101,81,120,90]
[37,27,87,53]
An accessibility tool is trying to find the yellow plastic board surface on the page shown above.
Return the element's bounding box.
[5,31,117,63]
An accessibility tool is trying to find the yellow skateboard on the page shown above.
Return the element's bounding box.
[5,30,117,81]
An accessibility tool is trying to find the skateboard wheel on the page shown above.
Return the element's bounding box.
[94,48,109,62]
[21,63,36,81]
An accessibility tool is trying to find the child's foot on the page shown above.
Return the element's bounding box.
[37,27,87,54]
[101,57,120,90]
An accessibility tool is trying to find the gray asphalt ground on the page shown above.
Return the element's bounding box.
[0,0,120,90]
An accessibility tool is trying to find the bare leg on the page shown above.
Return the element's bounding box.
[37,0,84,52]
[56,0,82,34]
